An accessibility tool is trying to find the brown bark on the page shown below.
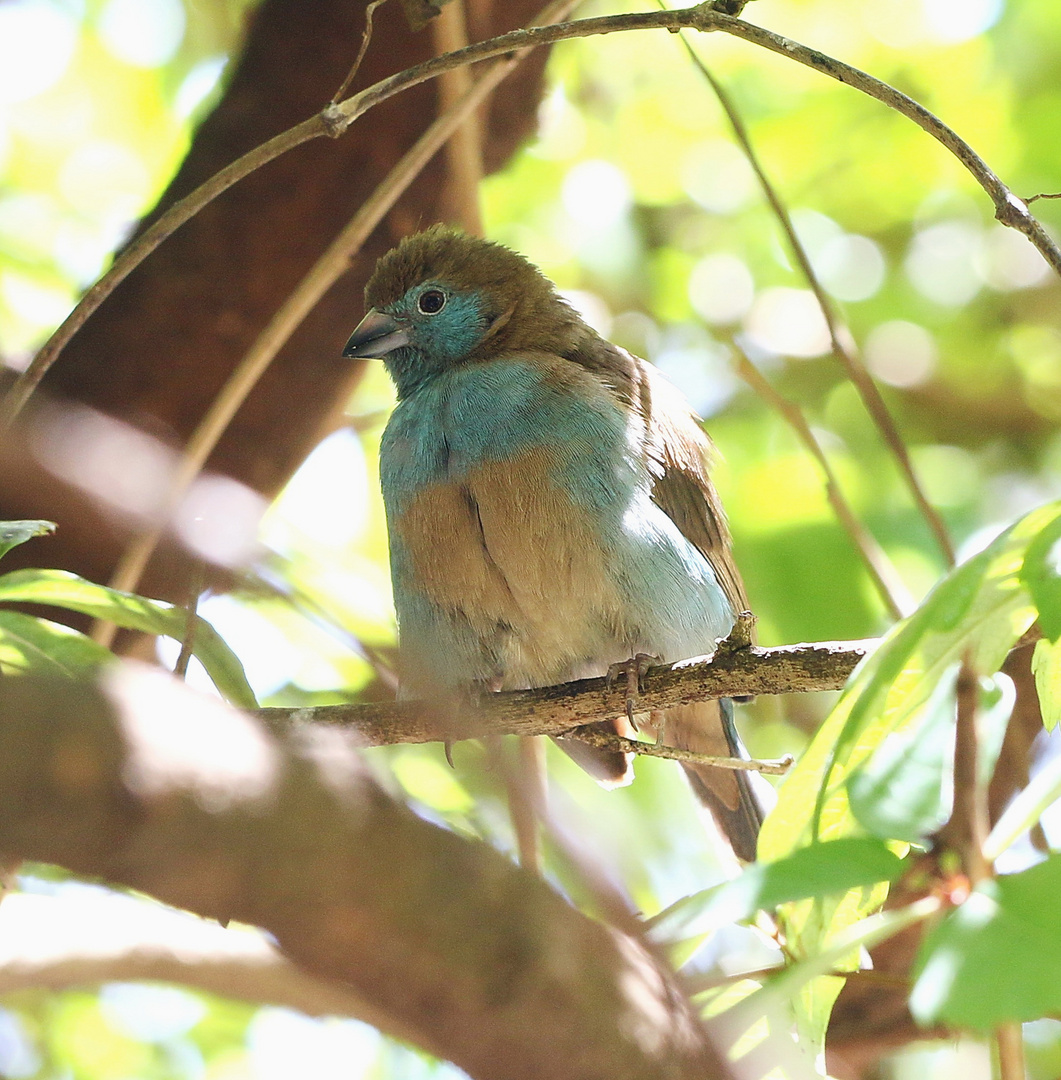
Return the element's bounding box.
[0,664,738,1080]
[260,638,874,746]
[0,0,550,599]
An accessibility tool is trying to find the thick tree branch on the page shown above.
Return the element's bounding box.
[0,664,741,1080]
[261,638,874,747]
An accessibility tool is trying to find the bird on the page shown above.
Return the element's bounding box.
[343,225,766,860]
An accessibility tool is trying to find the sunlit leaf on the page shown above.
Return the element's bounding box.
[0,520,56,560]
[984,746,1061,862]
[726,897,941,1070]
[912,856,1061,1029]
[0,610,114,678]
[1020,512,1061,642]
[1033,637,1061,731]
[847,666,957,842]
[0,569,256,708]
[647,838,905,943]
[848,670,1014,842]
[761,502,1059,862]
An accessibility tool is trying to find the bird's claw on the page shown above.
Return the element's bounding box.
[606,653,660,727]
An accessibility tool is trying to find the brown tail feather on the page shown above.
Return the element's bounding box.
[657,698,764,861]
[553,717,636,787]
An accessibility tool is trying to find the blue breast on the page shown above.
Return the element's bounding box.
[381,358,627,508]
[380,356,734,690]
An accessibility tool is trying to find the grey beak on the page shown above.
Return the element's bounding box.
[342,309,410,358]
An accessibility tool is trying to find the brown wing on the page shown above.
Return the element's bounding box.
[630,354,750,619]
[629,355,764,860]
[561,335,748,618]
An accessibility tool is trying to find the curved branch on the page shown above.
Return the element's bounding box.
[8,1,1059,428]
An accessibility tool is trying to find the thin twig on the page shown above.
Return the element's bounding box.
[173,566,205,679]
[736,353,913,619]
[560,727,793,774]
[1025,191,1061,204]
[938,659,991,884]
[91,0,580,640]
[487,735,543,873]
[996,1022,1026,1080]
[332,0,392,104]
[8,4,1061,429]
[672,26,955,566]
[431,0,484,235]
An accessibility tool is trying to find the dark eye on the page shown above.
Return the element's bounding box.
[417,289,446,315]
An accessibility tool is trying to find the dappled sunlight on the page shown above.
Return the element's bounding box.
[106,662,280,810]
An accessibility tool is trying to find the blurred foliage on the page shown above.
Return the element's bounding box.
[4,0,1061,1076]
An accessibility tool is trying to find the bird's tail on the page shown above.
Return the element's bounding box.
[657,698,767,862]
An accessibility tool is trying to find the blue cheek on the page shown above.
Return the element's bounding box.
[383,293,488,398]
[419,294,489,363]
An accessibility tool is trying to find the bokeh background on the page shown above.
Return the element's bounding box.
[2,0,1061,1075]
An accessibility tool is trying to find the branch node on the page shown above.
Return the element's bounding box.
[715,610,757,655]
[995,190,1030,227]
[320,103,348,138]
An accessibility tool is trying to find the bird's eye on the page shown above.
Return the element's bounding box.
[417,289,446,315]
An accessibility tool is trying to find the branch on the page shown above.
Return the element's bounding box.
[0,664,740,1080]
[677,35,954,567]
[260,638,874,746]
[8,1,1061,428]
[735,354,913,621]
[0,892,421,1045]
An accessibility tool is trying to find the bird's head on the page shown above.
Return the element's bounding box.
[343,226,586,399]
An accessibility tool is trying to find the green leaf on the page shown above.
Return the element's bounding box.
[750,503,1058,1059]
[848,670,1014,842]
[847,667,958,842]
[0,520,56,560]
[0,610,115,678]
[1033,637,1061,731]
[725,896,941,1067]
[1020,512,1061,642]
[761,502,1058,862]
[648,838,905,943]
[0,569,256,708]
[912,855,1061,1029]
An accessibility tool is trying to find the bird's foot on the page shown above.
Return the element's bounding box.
[606,653,660,727]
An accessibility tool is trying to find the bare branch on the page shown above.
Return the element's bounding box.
[996,1023,1026,1080]
[91,0,579,626]
[936,660,990,885]
[558,727,793,774]
[735,355,913,620]
[331,0,393,104]
[9,2,1061,429]
[260,638,874,747]
[674,34,954,566]
[432,0,485,235]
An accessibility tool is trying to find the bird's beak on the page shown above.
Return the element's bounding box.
[342,309,410,359]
